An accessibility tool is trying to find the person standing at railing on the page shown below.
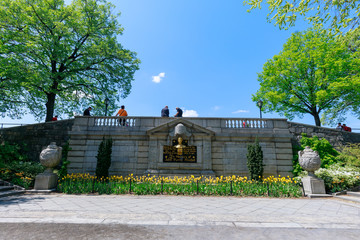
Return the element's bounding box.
[116,105,128,126]
[83,107,92,116]
[52,115,58,121]
[336,123,343,131]
[161,106,169,117]
[174,107,183,117]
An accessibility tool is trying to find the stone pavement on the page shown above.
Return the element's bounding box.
[1,193,360,239]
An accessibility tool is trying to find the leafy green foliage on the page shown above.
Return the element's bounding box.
[0,142,28,164]
[57,141,71,179]
[336,143,360,168]
[244,0,360,34]
[300,134,339,168]
[315,164,360,193]
[292,143,303,177]
[292,134,339,176]
[246,138,264,180]
[253,28,359,126]
[0,0,140,121]
[0,142,43,189]
[95,137,113,179]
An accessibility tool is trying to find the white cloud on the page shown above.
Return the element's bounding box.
[183,110,199,117]
[152,72,165,83]
[232,109,249,114]
[213,106,220,111]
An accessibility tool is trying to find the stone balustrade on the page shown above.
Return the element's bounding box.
[90,116,283,131]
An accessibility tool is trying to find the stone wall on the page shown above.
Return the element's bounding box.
[2,118,360,177]
[288,121,360,148]
[67,116,294,177]
[0,119,75,161]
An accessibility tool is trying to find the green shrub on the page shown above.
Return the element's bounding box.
[315,164,360,193]
[293,134,339,176]
[95,137,113,179]
[300,134,339,168]
[292,143,303,176]
[57,141,71,179]
[0,161,45,189]
[0,141,27,164]
[247,138,264,180]
[336,143,360,168]
[0,142,43,189]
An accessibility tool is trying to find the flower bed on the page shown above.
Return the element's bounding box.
[58,174,303,197]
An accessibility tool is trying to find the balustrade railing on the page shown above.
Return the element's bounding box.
[224,119,268,129]
[93,117,269,129]
[94,117,137,127]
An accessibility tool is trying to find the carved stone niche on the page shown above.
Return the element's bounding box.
[146,119,215,176]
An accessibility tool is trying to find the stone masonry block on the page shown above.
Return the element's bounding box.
[276,153,293,160]
[68,151,85,157]
[69,145,87,151]
[136,163,148,169]
[277,165,293,172]
[137,152,148,158]
[137,158,148,164]
[67,157,84,163]
[68,162,84,169]
[138,146,148,152]
[212,158,223,165]
[212,164,223,171]
[212,152,224,159]
[276,159,292,166]
[275,142,292,148]
[275,148,293,154]
[69,139,87,145]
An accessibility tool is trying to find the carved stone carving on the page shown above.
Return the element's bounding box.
[34,142,62,190]
[298,146,321,176]
[40,142,62,173]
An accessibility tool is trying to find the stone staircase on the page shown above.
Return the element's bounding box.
[0,179,26,198]
[334,187,360,204]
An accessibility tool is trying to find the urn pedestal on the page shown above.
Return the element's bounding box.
[34,142,62,190]
[298,146,326,196]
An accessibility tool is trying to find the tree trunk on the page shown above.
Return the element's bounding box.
[45,93,56,122]
[313,113,321,127]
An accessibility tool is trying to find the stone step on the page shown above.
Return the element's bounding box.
[0,189,26,198]
[347,191,360,197]
[0,186,14,192]
[334,195,360,204]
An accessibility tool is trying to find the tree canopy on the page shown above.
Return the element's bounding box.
[253,28,360,126]
[243,0,360,34]
[0,0,140,122]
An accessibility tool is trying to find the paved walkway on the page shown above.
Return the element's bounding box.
[1,193,360,239]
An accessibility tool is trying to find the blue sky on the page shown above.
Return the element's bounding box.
[1,0,359,129]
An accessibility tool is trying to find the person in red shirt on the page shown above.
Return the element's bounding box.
[342,124,352,132]
[52,115,58,121]
[115,105,128,126]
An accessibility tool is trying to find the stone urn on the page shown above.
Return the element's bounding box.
[40,142,62,173]
[298,146,326,195]
[298,146,321,176]
[34,142,62,190]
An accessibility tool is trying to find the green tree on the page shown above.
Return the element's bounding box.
[95,137,112,179]
[246,138,264,180]
[243,0,360,34]
[253,28,359,126]
[0,0,140,122]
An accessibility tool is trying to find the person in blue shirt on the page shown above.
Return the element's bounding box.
[174,107,183,117]
[161,106,169,117]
